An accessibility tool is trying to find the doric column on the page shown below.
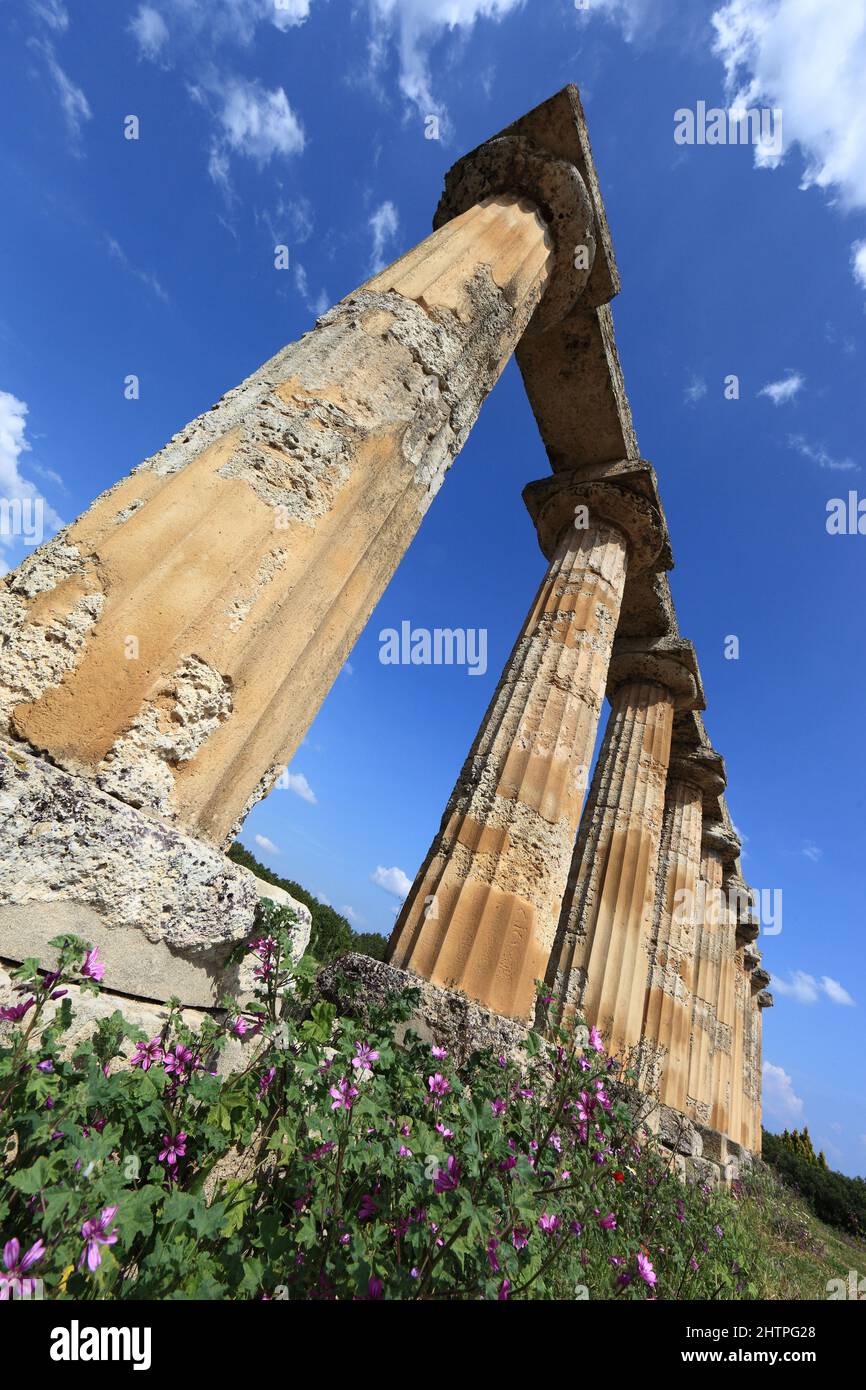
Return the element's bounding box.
[544,636,702,1056]
[642,744,725,1111]
[752,977,773,1154]
[0,127,604,1002]
[387,463,666,1022]
[741,958,771,1151]
[685,817,740,1127]
[710,862,757,1139]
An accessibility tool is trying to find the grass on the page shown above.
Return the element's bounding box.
[737,1164,866,1300]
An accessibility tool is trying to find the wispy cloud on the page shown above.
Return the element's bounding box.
[280,770,317,804]
[758,372,803,406]
[0,390,64,572]
[368,200,399,274]
[254,833,280,855]
[801,840,822,862]
[105,236,169,304]
[683,374,707,405]
[771,970,856,1007]
[30,39,91,149]
[851,239,866,292]
[129,5,169,62]
[342,904,366,926]
[205,77,306,197]
[371,865,412,898]
[788,435,858,473]
[762,1060,804,1121]
[294,263,330,319]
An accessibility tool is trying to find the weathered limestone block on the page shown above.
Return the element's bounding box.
[642,743,725,1113]
[1,166,590,850]
[685,817,740,1131]
[0,745,309,1006]
[543,637,702,1056]
[387,463,666,1022]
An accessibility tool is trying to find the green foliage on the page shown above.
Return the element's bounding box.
[762,1129,866,1237]
[227,840,387,963]
[1,924,762,1301]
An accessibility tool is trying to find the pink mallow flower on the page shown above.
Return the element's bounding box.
[0,1237,45,1300]
[433,1156,460,1194]
[78,1207,119,1272]
[130,1038,163,1071]
[637,1251,657,1287]
[158,1132,187,1166]
[599,1212,617,1231]
[0,998,35,1023]
[428,1073,450,1098]
[352,1042,380,1071]
[81,947,105,982]
[329,1077,359,1111]
[538,1213,559,1234]
[589,1024,604,1053]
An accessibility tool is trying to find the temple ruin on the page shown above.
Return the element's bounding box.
[0,86,770,1180]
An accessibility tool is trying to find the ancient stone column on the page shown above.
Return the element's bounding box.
[684,817,741,1128]
[741,958,771,1151]
[0,129,597,1003]
[642,744,725,1111]
[387,463,666,1022]
[543,636,702,1057]
[709,862,758,1141]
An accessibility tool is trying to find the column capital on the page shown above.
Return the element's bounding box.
[606,635,704,711]
[751,966,771,994]
[667,743,726,805]
[757,989,774,1009]
[522,460,667,569]
[434,133,596,332]
[702,818,742,863]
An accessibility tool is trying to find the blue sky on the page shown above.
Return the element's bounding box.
[1,0,864,1173]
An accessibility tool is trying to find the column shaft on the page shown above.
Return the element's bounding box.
[546,678,675,1055]
[388,516,630,1021]
[0,197,552,846]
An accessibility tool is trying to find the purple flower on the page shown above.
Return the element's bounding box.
[0,998,35,1023]
[589,1025,604,1053]
[637,1251,657,1286]
[81,947,105,982]
[329,1077,359,1111]
[434,1121,454,1139]
[487,1238,500,1271]
[491,1099,506,1117]
[599,1212,617,1231]
[358,1194,378,1222]
[257,1066,276,1096]
[433,1155,460,1194]
[498,1278,510,1301]
[130,1037,163,1072]
[163,1044,194,1080]
[36,1059,54,1073]
[427,1072,450,1098]
[367,1276,383,1300]
[0,1237,45,1300]
[497,1054,507,1068]
[398,1144,413,1158]
[78,1206,119,1272]
[538,1213,559,1234]
[431,1044,448,1060]
[158,1132,187,1166]
[352,1041,380,1071]
[511,1227,529,1250]
[569,1221,583,1236]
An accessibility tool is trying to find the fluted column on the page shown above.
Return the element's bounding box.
[711,864,756,1138]
[387,465,666,1022]
[642,745,725,1110]
[685,818,740,1127]
[741,957,770,1150]
[753,979,773,1155]
[544,637,701,1055]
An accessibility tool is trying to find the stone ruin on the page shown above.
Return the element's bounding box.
[0,86,770,1183]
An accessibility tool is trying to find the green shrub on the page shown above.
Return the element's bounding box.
[762,1130,866,1238]
[1,917,760,1300]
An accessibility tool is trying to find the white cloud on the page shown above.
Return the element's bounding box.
[758,371,804,405]
[772,969,856,1006]
[31,40,91,147]
[282,771,317,804]
[134,0,311,51]
[371,864,412,898]
[254,833,281,855]
[771,969,820,1004]
[129,5,169,61]
[851,239,866,290]
[788,435,858,472]
[368,200,399,273]
[30,0,69,30]
[315,890,331,906]
[342,904,366,925]
[105,236,169,304]
[711,0,866,207]
[294,263,330,318]
[762,1060,804,1121]
[0,390,64,572]
[684,374,707,404]
[219,79,305,163]
[821,975,856,1006]
[800,839,823,860]
[367,0,524,120]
